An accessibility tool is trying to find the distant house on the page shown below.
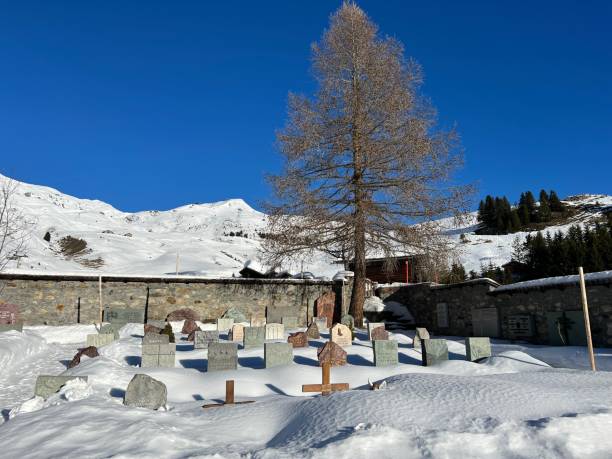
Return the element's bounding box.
[349,255,422,284]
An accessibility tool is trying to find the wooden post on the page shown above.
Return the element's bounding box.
[98,275,103,324]
[302,362,349,396]
[578,267,597,371]
[176,252,180,275]
[225,380,235,404]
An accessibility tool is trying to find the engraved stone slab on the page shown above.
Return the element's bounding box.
[250,316,267,327]
[341,314,355,330]
[264,342,293,368]
[0,303,20,325]
[370,326,389,341]
[306,322,320,339]
[99,323,121,340]
[244,326,265,348]
[0,322,23,333]
[86,333,115,347]
[281,316,298,328]
[421,339,449,366]
[229,324,245,342]
[465,337,492,362]
[104,307,145,325]
[287,331,308,348]
[367,322,385,339]
[222,307,248,323]
[413,327,430,350]
[315,292,335,327]
[34,376,88,399]
[207,342,238,372]
[317,341,347,367]
[194,330,219,349]
[142,333,169,354]
[314,317,328,334]
[217,318,234,332]
[265,323,284,340]
[373,340,398,366]
[331,323,352,347]
[146,319,166,329]
[123,374,167,410]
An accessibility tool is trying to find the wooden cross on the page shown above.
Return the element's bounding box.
[302,362,349,396]
[202,380,255,408]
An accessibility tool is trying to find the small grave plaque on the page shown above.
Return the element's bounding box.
[508,314,535,339]
[265,323,284,340]
[465,337,492,362]
[413,327,430,350]
[373,340,398,366]
[314,317,328,333]
[99,323,121,339]
[217,317,234,332]
[370,326,389,341]
[123,374,167,410]
[421,339,449,366]
[0,323,23,333]
[229,324,245,342]
[0,303,20,325]
[194,330,219,349]
[142,333,175,368]
[104,307,145,325]
[315,292,335,327]
[86,333,115,347]
[222,307,247,323]
[207,342,238,371]
[331,323,352,347]
[281,316,298,328]
[34,376,88,399]
[367,322,385,339]
[287,331,308,348]
[251,316,267,327]
[317,341,347,367]
[264,342,294,368]
[306,322,320,339]
[243,326,265,348]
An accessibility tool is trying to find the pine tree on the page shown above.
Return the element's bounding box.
[549,190,564,212]
[525,191,537,223]
[539,189,552,222]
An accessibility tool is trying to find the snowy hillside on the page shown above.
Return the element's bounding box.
[2,173,610,277]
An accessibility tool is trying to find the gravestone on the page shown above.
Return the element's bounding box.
[229,324,245,342]
[472,308,500,338]
[222,307,247,323]
[166,308,199,322]
[265,323,284,340]
[367,322,385,339]
[315,292,335,327]
[217,318,234,332]
[314,317,328,333]
[34,376,88,399]
[264,342,294,368]
[243,326,265,348]
[341,314,355,331]
[123,374,167,410]
[0,323,23,333]
[144,323,162,335]
[68,346,99,369]
[306,322,320,339]
[207,342,238,372]
[413,327,430,350]
[282,316,298,328]
[370,326,389,341]
[99,323,121,340]
[146,319,166,329]
[331,323,352,347]
[421,339,449,366]
[465,337,492,362]
[265,307,283,324]
[250,316,266,327]
[194,330,219,349]
[436,303,449,328]
[0,303,20,325]
[86,333,115,348]
[287,331,308,348]
[141,333,175,368]
[373,340,398,366]
[317,341,347,367]
[181,319,200,335]
[104,307,145,325]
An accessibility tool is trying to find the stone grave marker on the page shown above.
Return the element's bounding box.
[421,339,449,366]
[287,331,308,348]
[413,327,430,350]
[104,307,145,325]
[243,326,265,348]
[141,333,175,368]
[217,317,234,332]
[265,307,283,324]
[99,323,121,340]
[314,317,328,333]
[86,333,115,348]
[35,376,88,399]
[306,322,320,339]
[194,330,219,349]
[250,316,266,327]
[317,341,347,367]
[182,319,200,335]
[367,322,385,339]
[68,346,99,369]
[0,323,23,333]
[264,342,294,368]
[265,323,284,340]
[331,323,352,347]
[207,342,238,372]
[281,316,298,328]
[166,308,199,322]
[123,374,167,410]
[370,326,389,341]
[0,303,20,325]
[229,324,245,342]
[146,319,166,329]
[341,314,355,331]
[373,340,398,366]
[222,307,248,323]
[465,337,492,362]
[315,291,335,327]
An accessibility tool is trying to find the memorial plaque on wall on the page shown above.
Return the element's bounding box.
[436,303,449,328]
[507,314,535,339]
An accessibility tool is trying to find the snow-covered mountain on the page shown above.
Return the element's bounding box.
[1,173,610,277]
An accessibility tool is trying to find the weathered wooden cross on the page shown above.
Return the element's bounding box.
[202,380,255,408]
[302,362,349,396]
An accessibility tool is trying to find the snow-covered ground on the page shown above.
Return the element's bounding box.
[1,323,611,458]
[3,173,610,277]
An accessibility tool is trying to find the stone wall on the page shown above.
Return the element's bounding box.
[0,273,343,326]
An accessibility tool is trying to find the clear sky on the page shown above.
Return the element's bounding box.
[1,1,610,212]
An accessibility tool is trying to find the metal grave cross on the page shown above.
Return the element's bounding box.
[302,362,349,396]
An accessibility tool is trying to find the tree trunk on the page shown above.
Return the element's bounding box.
[349,224,366,328]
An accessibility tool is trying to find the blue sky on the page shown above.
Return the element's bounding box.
[1,1,610,212]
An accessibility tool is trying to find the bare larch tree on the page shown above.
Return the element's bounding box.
[0,178,30,276]
[264,3,472,326]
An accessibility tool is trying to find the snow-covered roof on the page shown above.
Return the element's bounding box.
[492,270,612,294]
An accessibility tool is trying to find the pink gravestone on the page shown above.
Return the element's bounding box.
[0,303,20,325]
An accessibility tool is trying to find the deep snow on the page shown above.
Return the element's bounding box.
[1,323,611,458]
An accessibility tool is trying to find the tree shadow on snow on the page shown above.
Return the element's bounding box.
[293,355,319,367]
[239,356,265,369]
[124,355,141,366]
[179,359,206,371]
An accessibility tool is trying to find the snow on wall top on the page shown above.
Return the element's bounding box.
[493,270,612,294]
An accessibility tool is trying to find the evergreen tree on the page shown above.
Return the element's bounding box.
[525,191,538,222]
[549,190,564,212]
[539,189,552,222]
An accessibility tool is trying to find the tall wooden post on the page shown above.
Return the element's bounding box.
[98,275,103,324]
[176,252,180,275]
[578,267,596,371]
